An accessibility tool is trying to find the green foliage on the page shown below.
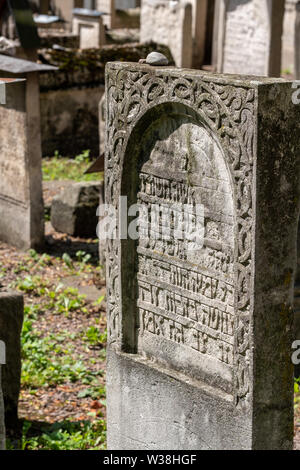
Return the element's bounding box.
[46,286,87,316]
[84,327,107,347]
[62,253,73,269]
[295,377,300,394]
[21,319,103,389]
[42,150,102,182]
[77,385,105,401]
[16,276,50,295]
[8,420,106,451]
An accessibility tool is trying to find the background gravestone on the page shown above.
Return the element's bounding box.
[0,58,56,250]
[72,8,106,49]
[0,341,5,450]
[213,0,285,77]
[281,0,298,76]
[140,0,193,68]
[0,290,24,436]
[105,62,300,450]
[295,1,300,79]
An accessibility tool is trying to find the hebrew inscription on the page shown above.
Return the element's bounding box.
[136,116,235,390]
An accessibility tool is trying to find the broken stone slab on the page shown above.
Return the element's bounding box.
[0,289,24,436]
[51,181,102,238]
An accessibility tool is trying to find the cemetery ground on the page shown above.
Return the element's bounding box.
[0,152,107,450]
[0,151,299,450]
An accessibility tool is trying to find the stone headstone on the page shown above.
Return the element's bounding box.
[72,8,106,48]
[213,0,285,77]
[51,181,102,238]
[96,0,116,28]
[105,62,300,450]
[51,0,84,29]
[189,0,208,69]
[0,290,24,435]
[0,341,6,450]
[281,0,298,76]
[0,59,56,250]
[140,0,192,68]
[295,1,300,79]
[96,0,139,28]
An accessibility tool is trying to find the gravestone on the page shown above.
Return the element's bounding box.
[52,0,84,29]
[188,0,208,69]
[105,61,300,450]
[213,0,285,77]
[282,0,298,76]
[97,0,139,29]
[140,0,192,68]
[0,340,6,451]
[73,8,106,48]
[0,58,56,250]
[295,1,300,79]
[0,290,24,435]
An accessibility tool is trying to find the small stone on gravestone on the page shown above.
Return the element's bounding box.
[51,181,102,238]
[145,52,169,66]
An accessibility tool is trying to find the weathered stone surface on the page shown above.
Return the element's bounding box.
[213,0,285,77]
[0,76,45,250]
[0,290,24,435]
[140,0,192,68]
[105,62,300,450]
[51,181,102,238]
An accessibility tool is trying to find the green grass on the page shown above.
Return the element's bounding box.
[42,150,102,182]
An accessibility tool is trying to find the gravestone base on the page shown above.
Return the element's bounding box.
[107,348,252,450]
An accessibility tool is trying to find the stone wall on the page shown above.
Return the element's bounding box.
[38,43,174,157]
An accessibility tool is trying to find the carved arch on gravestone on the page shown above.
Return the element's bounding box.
[105,65,255,408]
[120,104,236,395]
